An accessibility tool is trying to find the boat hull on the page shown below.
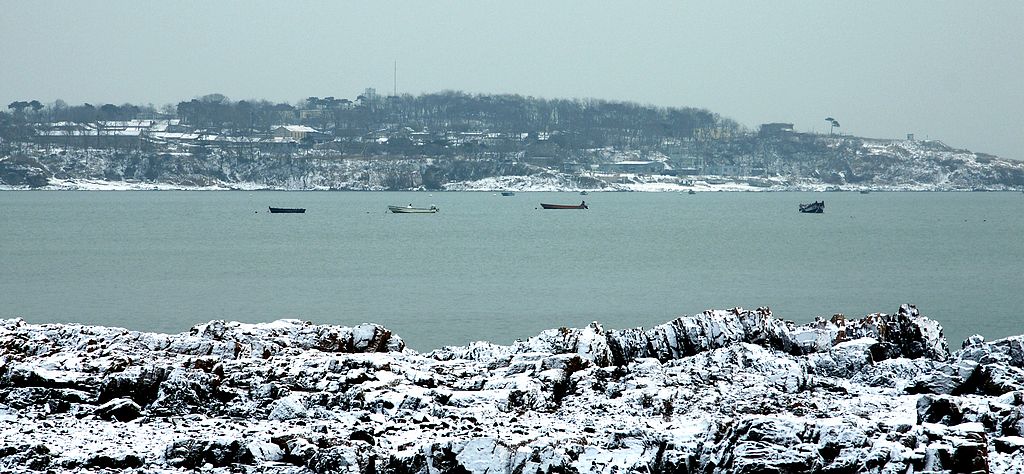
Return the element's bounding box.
[388,205,438,214]
[540,202,588,210]
[798,201,824,213]
[269,207,305,213]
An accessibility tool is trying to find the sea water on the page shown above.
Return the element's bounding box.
[1,190,1022,351]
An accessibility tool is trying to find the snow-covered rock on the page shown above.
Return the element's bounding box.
[4,136,1023,192]
[0,305,1021,473]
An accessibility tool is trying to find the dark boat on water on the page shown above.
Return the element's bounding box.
[540,201,588,210]
[501,192,515,196]
[798,201,824,213]
[269,207,306,213]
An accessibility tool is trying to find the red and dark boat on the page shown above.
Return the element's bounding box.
[540,201,588,210]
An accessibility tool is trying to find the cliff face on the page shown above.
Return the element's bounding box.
[2,304,1023,473]
[2,135,1023,191]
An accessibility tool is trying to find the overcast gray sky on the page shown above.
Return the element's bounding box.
[2,1,1021,159]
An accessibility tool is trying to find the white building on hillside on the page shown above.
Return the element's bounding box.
[271,125,319,141]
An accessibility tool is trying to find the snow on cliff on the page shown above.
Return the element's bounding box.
[2,137,1023,191]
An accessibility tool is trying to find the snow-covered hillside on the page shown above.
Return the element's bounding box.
[1,136,1022,191]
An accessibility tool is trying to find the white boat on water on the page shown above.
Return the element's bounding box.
[388,204,439,214]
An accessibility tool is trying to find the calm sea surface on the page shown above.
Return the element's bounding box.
[1,191,1022,351]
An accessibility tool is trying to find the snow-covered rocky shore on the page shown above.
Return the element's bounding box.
[3,136,1023,192]
[2,304,1024,473]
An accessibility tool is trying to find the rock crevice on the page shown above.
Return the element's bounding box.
[2,306,1021,473]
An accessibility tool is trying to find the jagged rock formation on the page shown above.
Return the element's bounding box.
[2,305,1023,473]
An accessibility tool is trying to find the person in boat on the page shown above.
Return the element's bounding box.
[581,200,586,207]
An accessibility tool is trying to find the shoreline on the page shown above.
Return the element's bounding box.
[2,179,1020,193]
[2,305,1022,472]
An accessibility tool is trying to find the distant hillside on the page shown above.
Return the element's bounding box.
[1,92,1022,190]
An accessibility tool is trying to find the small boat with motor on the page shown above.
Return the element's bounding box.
[501,192,515,196]
[540,201,588,210]
[269,207,306,213]
[798,201,824,213]
[388,204,439,214]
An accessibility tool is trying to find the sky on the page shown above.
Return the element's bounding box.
[2,1,1021,160]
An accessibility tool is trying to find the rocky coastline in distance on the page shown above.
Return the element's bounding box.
[2,305,1023,473]
[2,136,1023,192]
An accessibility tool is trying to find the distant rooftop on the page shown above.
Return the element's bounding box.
[273,125,318,133]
